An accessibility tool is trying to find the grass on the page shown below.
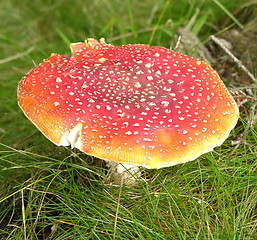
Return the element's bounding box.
[0,0,257,239]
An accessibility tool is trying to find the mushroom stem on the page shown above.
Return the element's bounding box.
[105,161,141,186]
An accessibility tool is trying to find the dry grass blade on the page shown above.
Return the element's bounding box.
[0,47,34,64]
[21,190,26,240]
[113,176,123,240]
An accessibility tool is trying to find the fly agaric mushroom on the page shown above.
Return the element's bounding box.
[17,38,239,178]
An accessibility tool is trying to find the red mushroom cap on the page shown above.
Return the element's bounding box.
[17,38,239,168]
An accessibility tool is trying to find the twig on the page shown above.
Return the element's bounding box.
[210,35,256,83]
